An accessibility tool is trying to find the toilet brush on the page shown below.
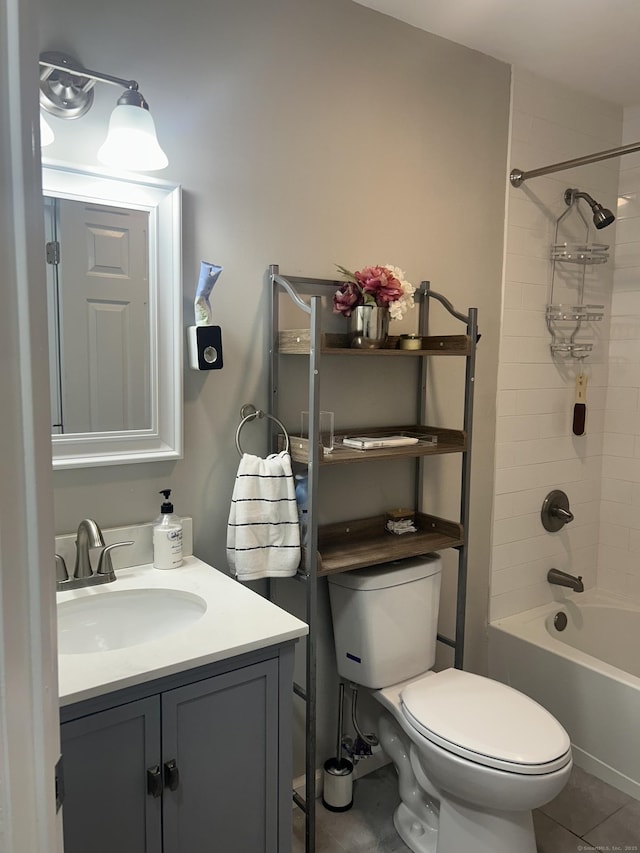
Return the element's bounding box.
[322,682,354,811]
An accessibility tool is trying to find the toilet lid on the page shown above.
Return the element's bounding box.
[400,669,571,775]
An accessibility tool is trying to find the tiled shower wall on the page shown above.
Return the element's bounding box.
[490,69,622,621]
[599,106,640,599]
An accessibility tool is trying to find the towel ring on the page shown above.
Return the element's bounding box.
[235,406,290,456]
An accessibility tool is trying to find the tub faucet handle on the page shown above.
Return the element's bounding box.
[553,506,574,523]
[541,490,574,532]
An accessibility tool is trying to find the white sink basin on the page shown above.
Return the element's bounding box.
[58,588,207,654]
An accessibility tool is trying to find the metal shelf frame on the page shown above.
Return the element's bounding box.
[267,264,477,853]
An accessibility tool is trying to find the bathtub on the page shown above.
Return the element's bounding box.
[488,590,640,799]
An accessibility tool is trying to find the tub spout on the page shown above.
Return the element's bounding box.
[547,568,584,593]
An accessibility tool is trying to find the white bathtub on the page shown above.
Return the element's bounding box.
[488,590,640,799]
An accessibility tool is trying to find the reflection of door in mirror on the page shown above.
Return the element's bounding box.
[44,197,150,435]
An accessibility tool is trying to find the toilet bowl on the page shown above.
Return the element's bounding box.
[374,670,571,853]
[327,556,572,853]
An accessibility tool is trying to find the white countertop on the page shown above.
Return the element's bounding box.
[57,556,308,706]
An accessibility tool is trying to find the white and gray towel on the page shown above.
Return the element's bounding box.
[226,450,301,581]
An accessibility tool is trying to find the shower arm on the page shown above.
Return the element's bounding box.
[510,139,640,187]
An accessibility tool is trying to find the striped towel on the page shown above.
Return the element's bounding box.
[226,450,301,581]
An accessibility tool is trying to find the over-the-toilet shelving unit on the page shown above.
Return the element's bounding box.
[267,264,478,853]
[547,191,608,359]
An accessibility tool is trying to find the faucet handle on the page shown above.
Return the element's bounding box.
[55,553,68,581]
[96,541,134,580]
[541,490,574,532]
[55,554,69,590]
[553,506,574,523]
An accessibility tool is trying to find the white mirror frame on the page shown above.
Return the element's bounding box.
[42,162,182,469]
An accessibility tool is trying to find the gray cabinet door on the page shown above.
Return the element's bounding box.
[161,659,280,853]
[60,695,162,853]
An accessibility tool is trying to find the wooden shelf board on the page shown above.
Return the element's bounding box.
[278,330,471,356]
[303,513,464,577]
[285,425,465,465]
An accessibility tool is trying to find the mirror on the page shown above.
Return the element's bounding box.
[42,162,182,469]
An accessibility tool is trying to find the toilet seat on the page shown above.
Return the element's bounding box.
[400,669,571,776]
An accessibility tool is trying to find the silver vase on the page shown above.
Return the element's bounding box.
[348,305,389,349]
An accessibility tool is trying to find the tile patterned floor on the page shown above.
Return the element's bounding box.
[292,763,640,852]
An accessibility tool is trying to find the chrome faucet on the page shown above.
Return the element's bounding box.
[56,519,133,591]
[547,568,584,593]
[74,518,105,579]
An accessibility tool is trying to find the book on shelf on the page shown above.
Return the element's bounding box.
[342,435,421,450]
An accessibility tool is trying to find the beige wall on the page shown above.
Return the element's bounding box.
[39,0,509,768]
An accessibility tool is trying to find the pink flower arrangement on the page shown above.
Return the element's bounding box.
[333,264,415,321]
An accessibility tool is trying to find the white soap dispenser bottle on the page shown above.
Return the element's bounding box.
[153,489,183,569]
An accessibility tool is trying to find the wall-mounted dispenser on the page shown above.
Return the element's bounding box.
[188,325,223,370]
[188,261,224,371]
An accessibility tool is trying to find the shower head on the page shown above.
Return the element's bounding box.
[591,204,616,229]
[564,188,616,230]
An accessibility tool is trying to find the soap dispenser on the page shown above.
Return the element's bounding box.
[153,489,183,569]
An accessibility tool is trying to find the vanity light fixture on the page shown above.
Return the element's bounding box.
[39,51,168,171]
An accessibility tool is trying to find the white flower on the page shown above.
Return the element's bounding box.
[384,264,416,321]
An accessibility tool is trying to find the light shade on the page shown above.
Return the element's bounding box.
[97,104,168,172]
[40,114,55,147]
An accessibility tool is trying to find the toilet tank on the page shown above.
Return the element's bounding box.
[327,554,442,689]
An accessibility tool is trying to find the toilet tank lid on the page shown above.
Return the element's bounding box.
[327,554,441,591]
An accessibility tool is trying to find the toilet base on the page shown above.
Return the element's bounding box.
[434,799,536,853]
[393,802,437,853]
[392,795,537,853]
[378,710,539,853]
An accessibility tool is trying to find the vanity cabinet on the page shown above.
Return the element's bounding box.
[61,696,161,853]
[60,646,294,853]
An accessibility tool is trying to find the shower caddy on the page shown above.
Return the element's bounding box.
[267,264,478,853]
[546,188,609,359]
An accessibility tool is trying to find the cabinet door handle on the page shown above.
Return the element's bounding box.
[147,765,163,798]
[164,759,180,792]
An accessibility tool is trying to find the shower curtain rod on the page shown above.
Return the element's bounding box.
[510,139,640,187]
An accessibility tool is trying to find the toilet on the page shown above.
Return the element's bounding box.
[327,554,572,853]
